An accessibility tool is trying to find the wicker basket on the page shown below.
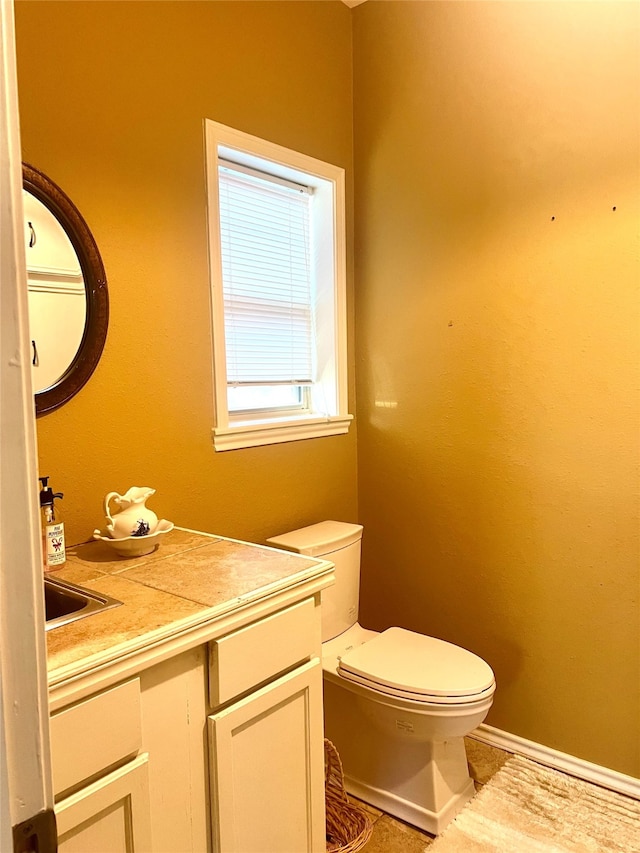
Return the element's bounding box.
[325,739,373,853]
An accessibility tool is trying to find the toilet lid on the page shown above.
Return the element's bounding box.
[338,627,495,702]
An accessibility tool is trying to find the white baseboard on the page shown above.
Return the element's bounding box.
[470,723,640,801]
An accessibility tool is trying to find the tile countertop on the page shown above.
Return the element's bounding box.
[46,527,331,689]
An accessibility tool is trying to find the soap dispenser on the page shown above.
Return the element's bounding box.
[39,476,66,571]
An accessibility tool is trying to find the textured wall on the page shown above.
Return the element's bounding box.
[15,1,358,547]
[353,1,639,777]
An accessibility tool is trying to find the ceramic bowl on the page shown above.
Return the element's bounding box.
[92,519,174,558]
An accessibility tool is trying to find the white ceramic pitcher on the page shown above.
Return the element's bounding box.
[104,487,158,539]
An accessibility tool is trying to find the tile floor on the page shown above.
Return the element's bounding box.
[355,737,511,852]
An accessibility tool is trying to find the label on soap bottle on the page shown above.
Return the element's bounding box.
[45,522,66,568]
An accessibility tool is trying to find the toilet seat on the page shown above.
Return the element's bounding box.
[338,627,495,706]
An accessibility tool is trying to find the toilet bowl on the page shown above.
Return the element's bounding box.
[267,521,496,835]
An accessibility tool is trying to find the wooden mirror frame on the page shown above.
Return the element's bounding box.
[23,163,109,417]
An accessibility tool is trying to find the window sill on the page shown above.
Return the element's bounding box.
[212,414,353,451]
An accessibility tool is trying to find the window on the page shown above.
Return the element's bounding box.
[205,120,352,450]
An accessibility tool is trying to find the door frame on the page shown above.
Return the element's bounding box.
[0,0,55,848]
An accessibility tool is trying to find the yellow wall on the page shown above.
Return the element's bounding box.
[15,0,358,547]
[353,2,639,776]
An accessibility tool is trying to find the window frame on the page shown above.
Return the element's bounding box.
[204,120,352,451]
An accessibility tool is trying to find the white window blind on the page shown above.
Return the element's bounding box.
[218,162,314,387]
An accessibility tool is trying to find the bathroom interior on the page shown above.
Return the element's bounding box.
[9,0,639,845]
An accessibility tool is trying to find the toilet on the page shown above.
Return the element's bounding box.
[267,520,496,835]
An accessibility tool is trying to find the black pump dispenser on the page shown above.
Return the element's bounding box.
[39,476,63,507]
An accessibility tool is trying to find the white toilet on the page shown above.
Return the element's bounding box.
[267,520,496,835]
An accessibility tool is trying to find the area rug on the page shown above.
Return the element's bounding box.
[429,755,640,853]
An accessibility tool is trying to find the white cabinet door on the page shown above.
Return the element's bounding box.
[56,754,152,853]
[209,659,325,853]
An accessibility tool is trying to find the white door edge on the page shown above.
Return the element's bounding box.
[0,0,54,846]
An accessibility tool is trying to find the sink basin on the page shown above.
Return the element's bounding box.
[44,576,122,631]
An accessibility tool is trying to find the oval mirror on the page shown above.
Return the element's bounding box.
[23,163,109,416]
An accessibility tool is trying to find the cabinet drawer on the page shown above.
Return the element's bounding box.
[209,598,319,707]
[50,678,142,797]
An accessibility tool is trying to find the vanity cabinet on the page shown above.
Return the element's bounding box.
[49,589,327,853]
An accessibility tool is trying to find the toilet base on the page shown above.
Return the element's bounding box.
[323,675,482,835]
[340,738,476,836]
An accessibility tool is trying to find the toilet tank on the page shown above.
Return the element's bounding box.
[267,521,363,643]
